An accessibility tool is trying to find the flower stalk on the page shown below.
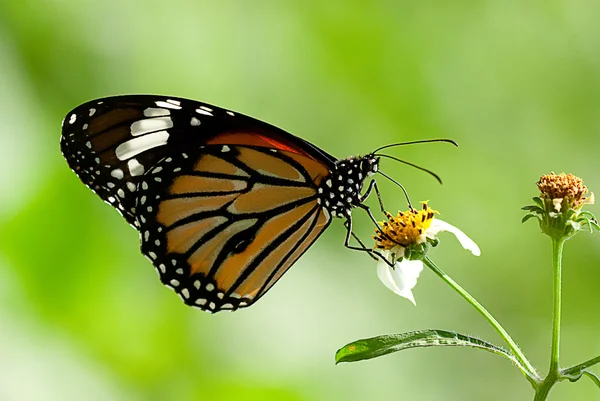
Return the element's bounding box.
[550,237,565,373]
[523,172,598,400]
[423,257,538,383]
[533,236,566,400]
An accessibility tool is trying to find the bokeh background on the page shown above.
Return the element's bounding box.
[1,1,599,400]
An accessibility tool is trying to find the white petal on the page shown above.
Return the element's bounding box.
[428,219,481,256]
[377,258,423,305]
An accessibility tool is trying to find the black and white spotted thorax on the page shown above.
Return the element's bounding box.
[317,154,379,218]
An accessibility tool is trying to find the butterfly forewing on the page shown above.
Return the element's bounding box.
[136,144,331,311]
[60,95,336,226]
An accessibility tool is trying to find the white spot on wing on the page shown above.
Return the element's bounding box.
[128,159,145,176]
[155,101,182,110]
[89,108,96,116]
[226,111,235,116]
[130,117,173,136]
[195,108,213,116]
[69,114,77,124]
[190,117,201,126]
[115,130,170,160]
[143,107,171,117]
[111,169,124,179]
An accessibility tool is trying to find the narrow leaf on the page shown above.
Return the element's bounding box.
[335,329,524,372]
[521,205,543,213]
[522,213,541,224]
[532,197,544,208]
[562,356,600,381]
[583,371,600,388]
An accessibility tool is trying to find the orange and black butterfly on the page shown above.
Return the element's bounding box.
[60,95,450,313]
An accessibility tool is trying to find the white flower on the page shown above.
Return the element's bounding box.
[377,252,423,305]
[375,214,480,305]
[425,219,481,257]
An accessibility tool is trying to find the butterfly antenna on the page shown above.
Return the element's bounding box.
[375,153,444,184]
[372,138,458,154]
[377,170,412,207]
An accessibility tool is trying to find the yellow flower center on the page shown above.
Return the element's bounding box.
[374,202,439,250]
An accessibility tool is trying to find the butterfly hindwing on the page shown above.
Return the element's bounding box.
[136,144,332,312]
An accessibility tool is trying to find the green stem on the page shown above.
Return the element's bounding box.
[423,257,538,382]
[550,237,564,372]
[534,237,566,400]
[563,355,600,375]
[533,373,557,401]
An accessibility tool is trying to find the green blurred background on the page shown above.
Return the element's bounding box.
[1,1,599,400]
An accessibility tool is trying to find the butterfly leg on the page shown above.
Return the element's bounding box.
[359,179,386,214]
[343,217,395,267]
[343,219,377,261]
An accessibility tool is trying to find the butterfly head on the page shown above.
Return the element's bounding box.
[360,153,380,177]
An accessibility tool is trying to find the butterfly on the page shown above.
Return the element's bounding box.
[60,95,450,313]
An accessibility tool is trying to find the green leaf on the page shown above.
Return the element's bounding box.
[532,197,544,208]
[582,371,600,388]
[578,211,597,220]
[521,205,544,213]
[562,356,600,383]
[335,330,524,370]
[522,213,541,224]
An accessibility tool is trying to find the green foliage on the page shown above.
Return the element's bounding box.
[335,329,522,368]
[1,1,599,400]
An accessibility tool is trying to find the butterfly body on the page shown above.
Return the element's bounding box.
[61,95,380,312]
